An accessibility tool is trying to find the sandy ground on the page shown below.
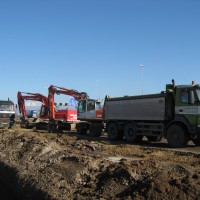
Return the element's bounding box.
[0,125,200,200]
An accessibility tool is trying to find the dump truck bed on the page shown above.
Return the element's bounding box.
[104,93,166,121]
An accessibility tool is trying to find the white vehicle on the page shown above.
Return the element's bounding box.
[0,100,15,128]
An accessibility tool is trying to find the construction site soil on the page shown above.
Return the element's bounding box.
[0,125,200,200]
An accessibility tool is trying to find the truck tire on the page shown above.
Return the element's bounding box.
[192,136,200,146]
[124,123,137,143]
[107,122,120,141]
[76,124,87,135]
[166,125,189,148]
[89,123,102,137]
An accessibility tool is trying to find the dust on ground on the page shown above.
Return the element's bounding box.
[0,125,199,200]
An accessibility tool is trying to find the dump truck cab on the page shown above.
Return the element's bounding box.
[172,83,200,140]
[0,100,15,128]
[162,81,200,147]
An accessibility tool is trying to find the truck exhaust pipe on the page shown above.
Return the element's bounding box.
[192,81,195,86]
[172,79,175,87]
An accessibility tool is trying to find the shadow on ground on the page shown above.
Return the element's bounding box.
[0,161,52,200]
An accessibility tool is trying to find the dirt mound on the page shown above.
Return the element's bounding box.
[0,127,199,199]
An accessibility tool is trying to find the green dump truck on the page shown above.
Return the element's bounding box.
[0,99,15,128]
[104,80,200,147]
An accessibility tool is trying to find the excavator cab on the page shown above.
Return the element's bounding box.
[40,105,49,118]
[77,99,102,120]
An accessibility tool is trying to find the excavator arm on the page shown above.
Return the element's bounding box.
[17,92,26,119]
[48,85,88,120]
[17,92,49,120]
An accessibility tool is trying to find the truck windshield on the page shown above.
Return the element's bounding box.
[196,89,200,101]
[0,104,13,111]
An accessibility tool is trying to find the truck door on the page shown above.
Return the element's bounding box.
[86,99,96,118]
[77,100,87,118]
[175,88,198,125]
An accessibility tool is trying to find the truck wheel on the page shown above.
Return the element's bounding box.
[107,123,120,141]
[89,124,102,137]
[166,125,189,148]
[124,123,137,143]
[192,136,200,146]
[76,124,87,135]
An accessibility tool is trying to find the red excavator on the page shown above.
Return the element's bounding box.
[17,92,49,129]
[17,91,77,130]
[48,85,103,136]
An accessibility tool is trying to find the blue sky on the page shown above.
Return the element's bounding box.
[0,0,200,103]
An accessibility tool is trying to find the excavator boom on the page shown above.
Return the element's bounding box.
[17,91,49,119]
[48,85,88,120]
[17,91,50,129]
